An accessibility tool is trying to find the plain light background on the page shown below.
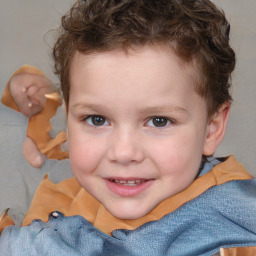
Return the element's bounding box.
[0,0,255,215]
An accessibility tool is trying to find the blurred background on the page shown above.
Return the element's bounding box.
[0,0,255,215]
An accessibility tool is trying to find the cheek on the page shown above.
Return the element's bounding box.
[68,133,104,175]
[149,132,202,176]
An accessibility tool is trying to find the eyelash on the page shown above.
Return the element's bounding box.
[83,115,110,127]
[146,116,174,128]
[82,115,175,128]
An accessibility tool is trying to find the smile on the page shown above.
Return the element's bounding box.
[108,179,146,186]
[106,178,153,197]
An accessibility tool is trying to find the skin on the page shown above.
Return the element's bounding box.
[22,137,44,168]
[67,46,230,220]
[10,73,52,118]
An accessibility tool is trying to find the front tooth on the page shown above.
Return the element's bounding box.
[124,183,137,186]
[113,180,143,185]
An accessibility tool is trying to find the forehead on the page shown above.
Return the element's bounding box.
[68,46,205,116]
[69,45,198,87]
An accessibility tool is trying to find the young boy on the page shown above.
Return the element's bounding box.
[1,0,256,255]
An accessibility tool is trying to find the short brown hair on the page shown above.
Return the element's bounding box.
[53,0,235,117]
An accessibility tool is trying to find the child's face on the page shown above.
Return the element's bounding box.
[67,46,212,220]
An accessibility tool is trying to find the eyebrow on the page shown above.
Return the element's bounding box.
[70,103,111,113]
[70,103,188,115]
[139,105,188,115]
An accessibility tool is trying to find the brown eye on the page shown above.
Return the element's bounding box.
[146,117,171,128]
[152,117,168,127]
[92,116,105,126]
[86,115,108,126]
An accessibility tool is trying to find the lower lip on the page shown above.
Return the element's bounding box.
[105,179,153,197]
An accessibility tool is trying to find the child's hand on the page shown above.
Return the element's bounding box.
[9,73,52,117]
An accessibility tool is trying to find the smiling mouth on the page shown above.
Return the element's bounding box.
[108,179,147,186]
[106,178,153,196]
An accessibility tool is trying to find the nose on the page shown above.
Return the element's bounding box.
[107,129,145,165]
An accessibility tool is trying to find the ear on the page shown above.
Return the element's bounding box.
[203,102,231,156]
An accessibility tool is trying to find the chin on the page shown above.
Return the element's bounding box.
[108,206,151,220]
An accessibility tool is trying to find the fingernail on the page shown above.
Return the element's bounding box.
[28,102,33,108]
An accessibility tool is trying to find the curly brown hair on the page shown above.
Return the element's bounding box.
[53,0,235,117]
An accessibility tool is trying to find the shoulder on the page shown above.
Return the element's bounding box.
[204,178,256,209]
[202,178,256,228]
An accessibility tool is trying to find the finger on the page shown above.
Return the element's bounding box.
[26,83,41,97]
[37,84,52,98]
[28,86,51,106]
[22,75,50,93]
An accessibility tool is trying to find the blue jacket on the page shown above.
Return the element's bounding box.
[1,158,256,255]
[1,179,256,255]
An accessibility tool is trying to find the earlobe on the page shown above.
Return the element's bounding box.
[203,102,231,156]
